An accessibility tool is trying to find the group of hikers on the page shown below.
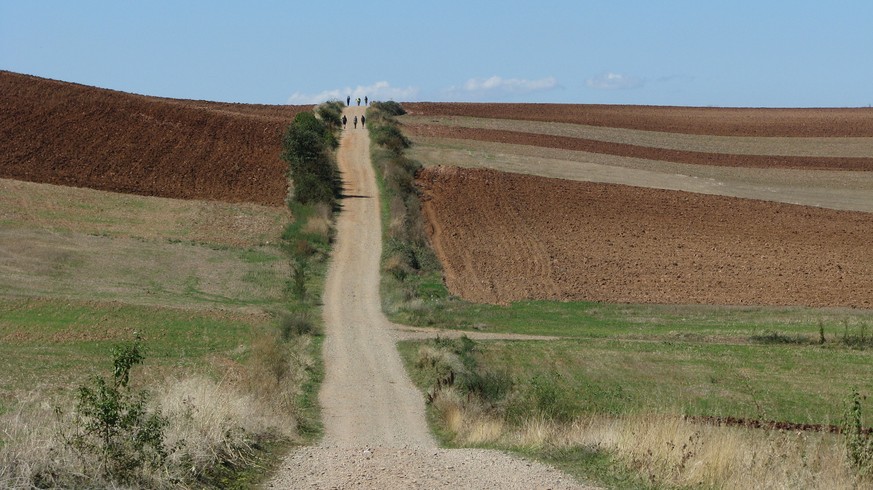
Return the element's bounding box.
[340,113,364,129]
[341,94,367,130]
[346,95,368,106]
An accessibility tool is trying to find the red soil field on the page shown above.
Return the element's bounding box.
[417,166,873,308]
[0,71,309,206]
[406,124,873,171]
[404,102,873,137]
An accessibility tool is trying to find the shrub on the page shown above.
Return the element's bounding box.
[371,124,411,155]
[65,337,167,485]
[316,101,344,131]
[279,311,317,339]
[372,100,406,116]
[281,112,341,206]
[461,369,513,405]
[843,388,873,477]
[290,261,307,301]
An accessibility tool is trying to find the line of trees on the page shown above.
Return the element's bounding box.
[281,101,344,206]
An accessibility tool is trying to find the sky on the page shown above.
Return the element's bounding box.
[2,1,872,107]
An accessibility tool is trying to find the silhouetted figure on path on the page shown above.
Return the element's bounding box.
[356,97,361,106]
[361,115,366,127]
[364,96,368,105]
[346,95,350,106]
[353,116,358,128]
[341,114,347,129]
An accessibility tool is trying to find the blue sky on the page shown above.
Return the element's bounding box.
[2,1,872,107]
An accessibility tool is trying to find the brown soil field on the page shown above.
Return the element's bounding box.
[402,115,873,158]
[404,102,873,137]
[0,71,309,205]
[417,166,873,308]
[406,124,873,171]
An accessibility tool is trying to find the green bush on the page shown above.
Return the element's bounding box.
[461,369,513,405]
[279,311,317,339]
[372,100,406,116]
[66,337,167,485]
[844,388,873,477]
[526,374,576,422]
[316,100,344,131]
[281,111,341,206]
[371,124,411,155]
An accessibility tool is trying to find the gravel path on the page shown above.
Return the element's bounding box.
[267,107,592,489]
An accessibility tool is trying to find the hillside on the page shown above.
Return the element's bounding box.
[404,103,873,307]
[0,71,308,205]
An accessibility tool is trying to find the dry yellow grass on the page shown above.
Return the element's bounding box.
[302,203,333,240]
[431,389,870,489]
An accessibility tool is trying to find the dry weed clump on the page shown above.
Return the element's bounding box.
[158,375,296,479]
[245,328,314,414]
[302,202,333,241]
[431,387,504,445]
[0,398,84,489]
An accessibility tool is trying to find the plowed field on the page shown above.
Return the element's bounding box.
[0,71,309,205]
[404,102,873,137]
[406,124,873,171]
[418,166,873,307]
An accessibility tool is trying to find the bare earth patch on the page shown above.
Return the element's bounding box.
[417,166,873,308]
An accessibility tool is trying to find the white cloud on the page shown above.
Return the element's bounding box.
[287,81,418,104]
[444,75,560,100]
[463,75,558,93]
[586,72,644,90]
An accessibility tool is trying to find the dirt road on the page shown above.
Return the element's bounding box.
[268,107,590,488]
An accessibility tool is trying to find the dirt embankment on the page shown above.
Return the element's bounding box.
[0,71,310,206]
[404,102,873,137]
[406,124,873,171]
[417,166,873,308]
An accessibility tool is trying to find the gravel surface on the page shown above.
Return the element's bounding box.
[269,446,585,489]
[267,107,592,489]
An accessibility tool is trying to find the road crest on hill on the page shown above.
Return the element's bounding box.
[268,106,593,489]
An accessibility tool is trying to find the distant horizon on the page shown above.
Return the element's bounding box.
[9,69,873,111]
[3,1,872,108]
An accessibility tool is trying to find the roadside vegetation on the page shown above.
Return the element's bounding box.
[366,102,447,319]
[0,101,343,488]
[368,102,873,488]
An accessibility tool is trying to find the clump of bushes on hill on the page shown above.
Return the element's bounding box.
[316,100,344,131]
[371,100,406,116]
[282,103,342,206]
[367,102,446,320]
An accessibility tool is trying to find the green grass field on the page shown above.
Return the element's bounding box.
[0,298,261,397]
[0,180,295,400]
[396,295,873,423]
